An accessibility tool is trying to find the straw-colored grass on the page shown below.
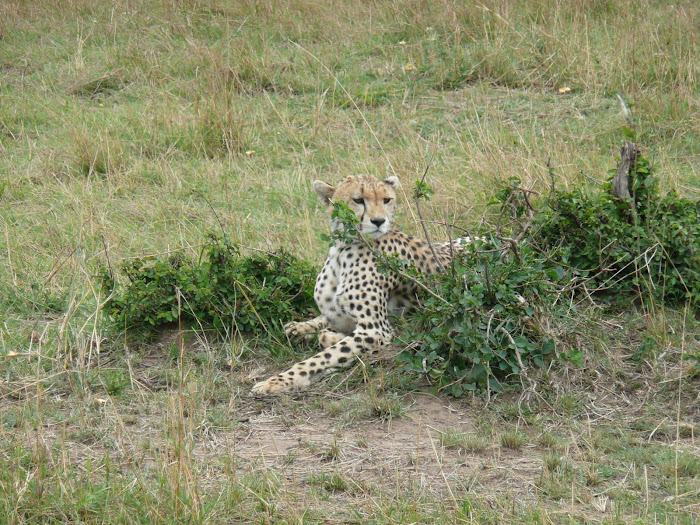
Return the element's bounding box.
[0,0,698,522]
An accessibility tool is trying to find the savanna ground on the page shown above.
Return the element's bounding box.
[1,0,699,523]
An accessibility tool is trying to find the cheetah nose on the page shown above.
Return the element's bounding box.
[371,218,386,227]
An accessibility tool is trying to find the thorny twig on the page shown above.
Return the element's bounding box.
[498,326,542,410]
[495,186,539,263]
[413,156,445,272]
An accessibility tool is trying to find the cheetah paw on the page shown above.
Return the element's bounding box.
[284,322,304,341]
[251,377,288,395]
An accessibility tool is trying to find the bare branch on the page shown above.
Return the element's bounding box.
[413,157,445,272]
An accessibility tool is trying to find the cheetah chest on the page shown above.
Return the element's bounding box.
[314,244,410,334]
[313,246,351,334]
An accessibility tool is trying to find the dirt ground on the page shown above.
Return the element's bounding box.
[231,392,544,497]
[3,325,697,523]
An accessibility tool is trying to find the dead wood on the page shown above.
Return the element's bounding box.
[611,141,641,210]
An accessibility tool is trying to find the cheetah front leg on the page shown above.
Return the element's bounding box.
[284,315,328,341]
[251,327,390,394]
[285,317,345,348]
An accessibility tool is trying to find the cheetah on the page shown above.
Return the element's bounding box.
[252,174,473,394]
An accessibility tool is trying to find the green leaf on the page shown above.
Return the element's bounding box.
[622,125,636,139]
[541,339,555,355]
[488,378,503,393]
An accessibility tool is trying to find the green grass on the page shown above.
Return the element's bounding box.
[439,429,488,453]
[1,0,699,523]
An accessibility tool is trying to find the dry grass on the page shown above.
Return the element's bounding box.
[1,0,698,522]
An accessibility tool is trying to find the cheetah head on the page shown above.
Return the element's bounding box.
[313,174,400,240]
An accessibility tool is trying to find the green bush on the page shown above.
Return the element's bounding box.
[535,155,699,306]
[396,149,697,394]
[398,243,569,396]
[101,235,317,335]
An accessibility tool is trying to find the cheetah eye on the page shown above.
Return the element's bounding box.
[353,198,365,205]
[383,198,392,204]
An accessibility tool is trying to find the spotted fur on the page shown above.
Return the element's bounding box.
[251,174,472,394]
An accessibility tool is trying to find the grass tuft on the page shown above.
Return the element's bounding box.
[67,70,127,98]
[500,431,527,450]
[72,128,125,177]
[439,429,488,453]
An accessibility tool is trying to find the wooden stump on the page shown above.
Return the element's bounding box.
[612,142,641,210]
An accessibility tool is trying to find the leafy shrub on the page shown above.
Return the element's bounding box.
[101,235,317,335]
[395,148,697,395]
[535,155,699,306]
[398,243,567,396]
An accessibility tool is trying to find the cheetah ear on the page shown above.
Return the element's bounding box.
[384,176,400,187]
[313,180,336,205]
